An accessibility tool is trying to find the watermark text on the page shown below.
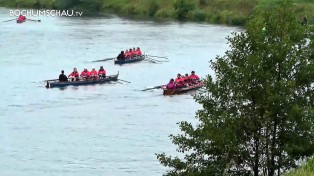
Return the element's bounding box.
[10,10,83,17]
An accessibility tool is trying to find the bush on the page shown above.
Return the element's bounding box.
[230,15,246,25]
[147,1,159,17]
[172,0,196,20]
[192,9,206,21]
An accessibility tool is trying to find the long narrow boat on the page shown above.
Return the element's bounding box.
[46,72,119,88]
[114,55,145,65]
[163,82,203,95]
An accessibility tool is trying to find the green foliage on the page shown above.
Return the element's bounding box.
[147,0,159,17]
[191,9,206,21]
[157,0,314,175]
[54,0,79,10]
[172,0,196,20]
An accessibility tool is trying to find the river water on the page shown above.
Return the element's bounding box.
[0,8,241,176]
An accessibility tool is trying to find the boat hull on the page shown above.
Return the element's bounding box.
[17,20,25,23]
[163,82,203,95]
[46,73,119,88]
[114,55,145,65]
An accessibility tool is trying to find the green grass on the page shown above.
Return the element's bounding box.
[285,157,314,176]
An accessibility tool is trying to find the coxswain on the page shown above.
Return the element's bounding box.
[117,51,125,60]
[59,70,68,82]
[68,68,79,81]
[166,79,176,89]
[89,68,98,80]
[80,68,90,79]
[98,66,106,78]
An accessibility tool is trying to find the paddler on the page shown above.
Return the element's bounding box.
[89,68,98,80]
[98,66,106,78]
[189,71,200,83]
[80,68,90,79]
[166,79,176,89]
[175,74,184,88]
[136,47,142,55]
[17,15,26,22]
[68,68,79,81]
[117,51,125,60]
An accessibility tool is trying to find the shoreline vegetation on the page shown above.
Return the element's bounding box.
[0,0,313,26]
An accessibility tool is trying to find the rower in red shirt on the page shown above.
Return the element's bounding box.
[124,49,129,56]
[89,68,98,80]
[175,74,185,88]
[183,73,191,85]
[80,68,90,79]
[189,71,200,84]
[136,47,142,55]
[68,68,79,81]
[132,47,137,55]
[17,15,26,21]
[98,66,106,78]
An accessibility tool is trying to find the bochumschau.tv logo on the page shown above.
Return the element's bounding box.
[10,10,83,17]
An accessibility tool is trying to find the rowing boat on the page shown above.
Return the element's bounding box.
[45,72,119,88]
[17,20,25,23]
[163,82,203,95]
[114,55,145,65]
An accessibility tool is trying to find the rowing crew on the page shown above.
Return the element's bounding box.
[59,66,107,82]
[166,71,200,89]
[117,47,142,60]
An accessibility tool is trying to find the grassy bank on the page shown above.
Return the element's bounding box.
[285,158,314,176]
[0,0,313,25]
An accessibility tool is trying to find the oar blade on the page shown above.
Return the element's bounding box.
[141,85,162,91]
[92,58,115,62]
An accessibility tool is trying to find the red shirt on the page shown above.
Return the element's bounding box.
[175,78,182,83]
[130,51,136,55]
[80,70,90,77]
[136,50,142,55]
[69,71,79,77]
[18,16,26,21]
[189,75,199,80]
[90,70,98,76]
[98,69,106,75]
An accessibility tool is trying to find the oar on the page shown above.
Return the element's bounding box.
[146,57,168,62]
[145,59,161,64]
[92,57,115,62]
[141,85,163,91]
[27,19,41,22]
[117,79,131,83]
[43,79,58,82]
[3,19,16,22]
[145,54,169,60]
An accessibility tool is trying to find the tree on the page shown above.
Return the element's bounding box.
[157,0,314,175]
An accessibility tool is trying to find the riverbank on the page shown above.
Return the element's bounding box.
[285,157,314,176]
[0,0,313,26]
